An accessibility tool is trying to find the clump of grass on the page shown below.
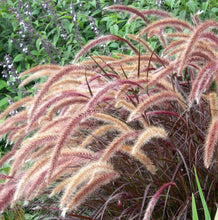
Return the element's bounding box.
[0,5,217,219]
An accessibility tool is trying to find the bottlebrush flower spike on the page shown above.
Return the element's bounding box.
[91,113,130,132]
[128,91,186,122]
[204,116,218,168]
[100,131,139,162]
[62,171,119,215]
[143,182,176,220]
[189,61,218,105]
[208,92,218,119]
[0,97,32,121]
[19,64,62,78]
[60,162,114,208]
[73,35,139,63]
[85,79,141,110]
[128,9,172,23]
[178,20,218,75]
[29,65,85,120]
[105,5,149,23]
[138,18,193,38]
[132,126,167,154]
[46,108,97,183]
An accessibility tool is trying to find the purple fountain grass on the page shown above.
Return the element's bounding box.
[189,61,218,105]
[29,65,86,120]
[85,79,142,110]
[143,182,176,220]
[24,170,47,200]
[46,108,97,183]
[63,172,119,215]
[60,162,114,208]
[46,97,88,121]
[0,6,217,219]
[128,9,172,23]
[177,20,218,75]
[105,5,149,23]
[127,34,168,66]
[9,134,58,176]
[26,91,89,132]
[19,69,59,88]
[106,54,169,67]
[0,97,32,121]
[131,126,167,154]
[91,113,130,132]
[19,64,62,78]
[137,18,193,38]
[201,32,218,46]
[208,92,217,119]
[204,116,218,168]
[144,61,179,89]
[128,91,186,122]
[163,39,186,55]
[100,130,139,162]
[0,185,16,213]
[73,35,139,63]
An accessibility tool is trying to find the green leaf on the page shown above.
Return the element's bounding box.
[215,207,218,220]
[202,1,209,13]
[192,193,199,220]
[110,24,119,35]
[170,0,176,8]
[58,15,72,20]
[0,97,8,109]
[13,54,24,62]
[36,38,41,51]
[186,0,198,13]
[194,166,211,220]
[0,80,7,90]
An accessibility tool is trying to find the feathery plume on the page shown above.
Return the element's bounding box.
[208,92,218,118]
[79,125,117,149]
[204,116,218,168]
[19,64,62,78]
[92,113,130,132]
[106,5,149,23]
[128,91,186,122]
[189,61,218,105]
[115,100,135,111]
[100,131,139,162]
[64,172,119,214]
[132,126,167,154]
[60,162,113,208]
[47,108,96,183]
[73,35,139,63]
[143,182,176,220]
[85,79,141,110]
[9,134,57,176]
[19,69,58,88]
[178,20,218,75]
[128,9,172,23]
[29,65,84,120]
[145,61,178,89]
[121,145,156,174]
[0,97,32,121]
[138,18,193,38]
[47,97,87,121]
[27,91,88,131]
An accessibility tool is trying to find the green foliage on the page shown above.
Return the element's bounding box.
[192,166,211,220]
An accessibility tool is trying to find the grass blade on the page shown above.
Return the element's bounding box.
[194,166,211,220]
[192,193,199,220]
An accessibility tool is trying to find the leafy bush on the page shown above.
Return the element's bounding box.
[0,4,217,219]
